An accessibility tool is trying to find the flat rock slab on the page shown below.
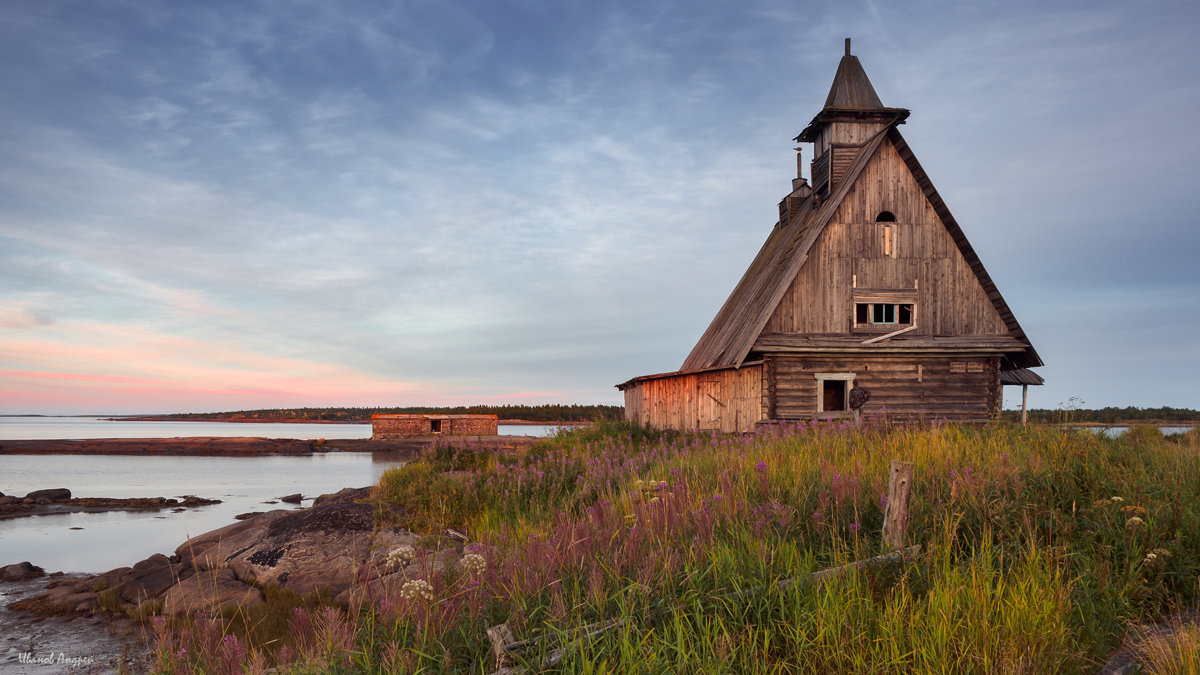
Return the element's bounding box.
[0,437,315,456]
[161,568,265,614]
[0,495,221,521]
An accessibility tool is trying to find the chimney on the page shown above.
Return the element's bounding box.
[791,146,809,191]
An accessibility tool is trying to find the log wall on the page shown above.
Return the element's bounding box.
[623,365,763,433]
[766,354,1000,423]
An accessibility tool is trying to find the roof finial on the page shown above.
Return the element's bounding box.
[845,37,851,56]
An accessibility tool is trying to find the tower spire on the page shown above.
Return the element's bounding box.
[795,39,909,143]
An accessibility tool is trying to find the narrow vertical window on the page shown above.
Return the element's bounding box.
[876,211,896,258]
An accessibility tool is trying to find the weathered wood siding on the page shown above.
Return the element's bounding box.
[766,137,1010,337]
[623,366,763,433]
[766,354,1000,422]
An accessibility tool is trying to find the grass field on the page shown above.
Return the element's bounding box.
[152,421,1200,673]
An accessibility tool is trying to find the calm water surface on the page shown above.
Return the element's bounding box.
[0,416,560,440]
[0,453,408,574]
[0,417,560,573]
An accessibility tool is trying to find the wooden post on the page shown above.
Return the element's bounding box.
[1020,384,1029,426]
[882,461,913,550]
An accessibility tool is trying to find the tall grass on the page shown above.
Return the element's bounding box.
[152,421,1200,673]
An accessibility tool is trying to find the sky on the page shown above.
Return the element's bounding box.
[1,0,1198,415]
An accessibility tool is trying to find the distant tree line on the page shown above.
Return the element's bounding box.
[158,404,625,423]
[1001,406,1200,424]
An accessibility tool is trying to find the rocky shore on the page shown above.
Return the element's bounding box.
[0,488,222,521]
[2,484,430,670]
[14,486,420,616]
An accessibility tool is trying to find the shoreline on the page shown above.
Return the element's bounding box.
[100,415,591,426]
[0,495,222,521]
[0,434,540,456]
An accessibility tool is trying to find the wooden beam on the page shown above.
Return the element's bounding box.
[861,324,918,345]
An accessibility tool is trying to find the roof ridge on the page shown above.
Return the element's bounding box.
[885,127,1043,369]
[679,124,894,371]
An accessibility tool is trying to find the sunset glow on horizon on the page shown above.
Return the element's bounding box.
[2,1,1197,414]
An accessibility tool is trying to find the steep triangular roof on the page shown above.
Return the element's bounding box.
[680,124,1042,372]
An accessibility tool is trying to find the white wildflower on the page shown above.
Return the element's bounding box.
[460,553,487,576]
[1126,516,1146,528]
[1144,553,1158,562]
[1111,496,1124,503]
[387,545,416,569]
[399,579,434,602]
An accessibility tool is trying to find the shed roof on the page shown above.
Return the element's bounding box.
[1000,368,1045,386]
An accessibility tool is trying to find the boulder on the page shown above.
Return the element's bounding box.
[1,561,45,582]
[224,502,378,596]
[161,568,264,614]
[280,493,303,504]
[118,553,181,603]
[0,495,18,506]
[313,486,372,507]
[95,566,134,591]
[24,488,71,501]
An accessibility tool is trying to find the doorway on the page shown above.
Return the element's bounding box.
[815,373,855,413]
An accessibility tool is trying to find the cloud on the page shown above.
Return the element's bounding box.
[1,0,1198,413]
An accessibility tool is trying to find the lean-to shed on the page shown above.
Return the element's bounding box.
[617,40,1043,432]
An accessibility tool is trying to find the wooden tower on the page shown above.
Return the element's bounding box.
[617,39,1043,431]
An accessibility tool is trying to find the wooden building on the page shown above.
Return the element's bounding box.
[617,40,1043,432]
[371,414,498,439]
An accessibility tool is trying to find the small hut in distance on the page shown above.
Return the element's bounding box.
[371,414,498,439]
[617,39,1043,432]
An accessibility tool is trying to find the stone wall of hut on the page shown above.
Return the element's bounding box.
[371,414,498,439]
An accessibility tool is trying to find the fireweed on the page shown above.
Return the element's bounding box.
[151,420,1200,673]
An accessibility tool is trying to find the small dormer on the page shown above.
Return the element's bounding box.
[796,39,909,197]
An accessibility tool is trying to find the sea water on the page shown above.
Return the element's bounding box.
[0,416,563,440]
[0,417,561,573]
